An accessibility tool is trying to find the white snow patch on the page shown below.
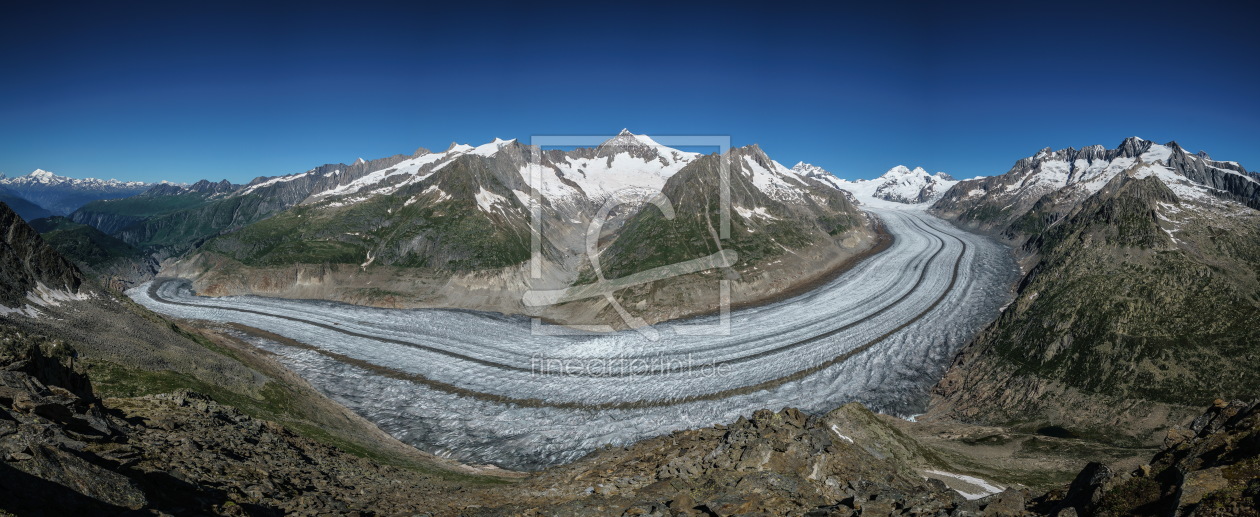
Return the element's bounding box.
[25,282,90,307]
[421,184,451,202]
[240,171,310,195]
[471,138,516,157]
[734,206,778,221]
[0,304,41,317]
[922,470,1004,500]
[1140,144,1173,164]
[475,187,511,213]
[828,424,854,444]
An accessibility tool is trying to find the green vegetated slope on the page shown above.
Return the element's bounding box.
[934,173,1260,441]
[28,216,144,269]
[105,192,282,252]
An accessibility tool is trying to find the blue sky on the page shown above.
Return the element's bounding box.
[1,1,1257,183]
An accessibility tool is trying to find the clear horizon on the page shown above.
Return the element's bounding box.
[2,1,1257,184]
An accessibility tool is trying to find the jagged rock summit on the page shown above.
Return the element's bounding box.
[933,136,1260,234]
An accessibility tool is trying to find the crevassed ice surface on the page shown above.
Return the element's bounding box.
[129,208,1016,470]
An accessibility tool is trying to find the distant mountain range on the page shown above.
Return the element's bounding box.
[792,162,958,204]
[0,169,164,217]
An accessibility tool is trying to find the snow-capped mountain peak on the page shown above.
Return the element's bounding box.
[596,129,683,156]
[790,162,829,176]
[470,138,517,157]
[789,162,844,189]
[294,131,848,212]
[823,165,958,206]
[0,169,153,189]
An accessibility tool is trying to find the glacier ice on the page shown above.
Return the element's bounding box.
[129,208,1016,470]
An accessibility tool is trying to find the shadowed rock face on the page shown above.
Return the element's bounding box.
[0,201,85,308]
[1029,400,1260,517]
[0,331,148,514]
[0,329,462,516]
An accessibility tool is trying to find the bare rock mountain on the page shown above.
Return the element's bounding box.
[0,201,86,310]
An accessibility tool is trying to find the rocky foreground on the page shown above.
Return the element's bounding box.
[2,326,1257,516]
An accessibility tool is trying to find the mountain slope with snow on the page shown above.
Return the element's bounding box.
[166,130,876,326]
[196,132,863,271]
[928,137,1260,442]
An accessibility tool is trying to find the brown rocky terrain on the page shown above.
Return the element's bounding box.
[5,323,1255,516]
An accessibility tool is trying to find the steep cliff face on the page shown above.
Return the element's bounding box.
[928,140,1260,444]
[0,202,85,309]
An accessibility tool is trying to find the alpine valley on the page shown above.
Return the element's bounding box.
[2,132,1257,516]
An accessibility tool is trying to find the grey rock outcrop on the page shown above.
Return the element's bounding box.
[0,201,85,308]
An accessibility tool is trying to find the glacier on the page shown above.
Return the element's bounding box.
[128,207,1016,470]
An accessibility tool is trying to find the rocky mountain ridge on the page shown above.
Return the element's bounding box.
[0,201,87,311]
[932,136,1260,245]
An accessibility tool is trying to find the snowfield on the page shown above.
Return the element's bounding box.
[129,207,1015,470]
